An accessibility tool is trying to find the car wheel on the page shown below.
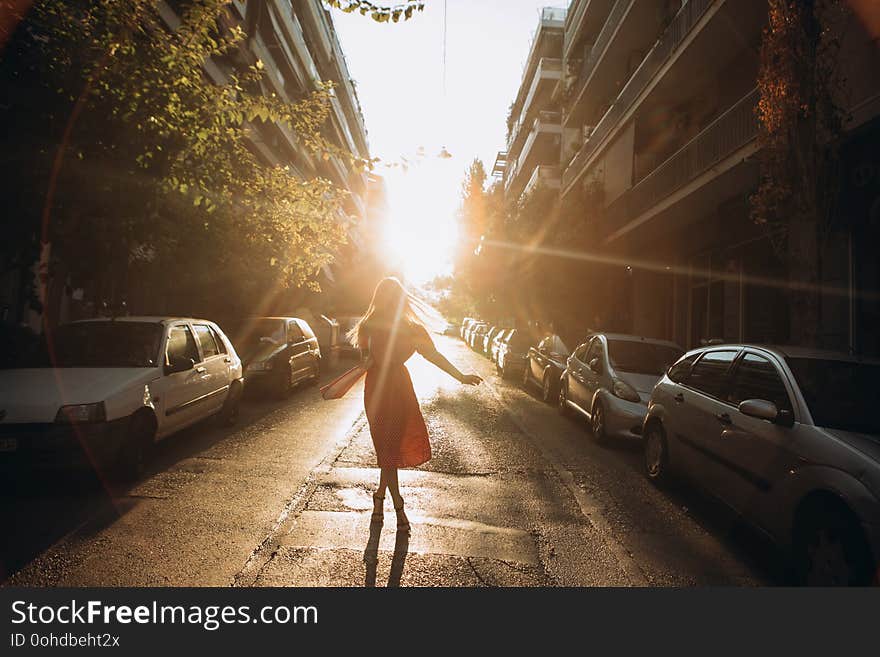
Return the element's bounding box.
[277,367,293,398]
[591,400,608,444]
[219,381,242,426]
[311,359,321,384]
[521,362,531,388]
[117,414,154,482]
[793,500,876,586]
[643,423,669,484]
[557,381,571,417]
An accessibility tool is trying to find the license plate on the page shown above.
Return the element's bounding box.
[0,438,17,452]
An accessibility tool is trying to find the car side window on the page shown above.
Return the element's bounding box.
[209,326,227,354]
[727,353,792,412]
[667,353,698,383]
[287,321,304,343]
[193,324,220,359]
[166,325,200,365]
[585,338,602,364]
[686,350,738,398]
[298,320,315,340]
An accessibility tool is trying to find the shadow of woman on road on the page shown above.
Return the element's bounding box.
[364,520,409,587]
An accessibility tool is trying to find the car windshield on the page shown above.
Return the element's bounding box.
[786,358,880,435]
[15,321,163,368]
[545,335,569,357]
[228,319,285,359]
[609,341,684,376]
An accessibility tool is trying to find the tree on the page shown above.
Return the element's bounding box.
[750,0,850,346]
[1,0,374,322]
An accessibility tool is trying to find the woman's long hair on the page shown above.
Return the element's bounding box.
[347,277,443,348]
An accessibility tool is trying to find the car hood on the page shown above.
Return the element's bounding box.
[820,427,880,463]
[616,372,661,396]
[0,368,156,423]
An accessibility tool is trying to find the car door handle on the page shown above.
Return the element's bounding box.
[224,357,232,363]
[715,412,732,425]
[674,393,684,403]
[195,366,207,374]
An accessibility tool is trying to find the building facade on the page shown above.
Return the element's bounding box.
[500,0,880,355]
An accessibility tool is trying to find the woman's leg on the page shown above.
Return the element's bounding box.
[383,467,410,531]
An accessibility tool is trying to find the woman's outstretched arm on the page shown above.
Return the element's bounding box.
[416,331,482,385]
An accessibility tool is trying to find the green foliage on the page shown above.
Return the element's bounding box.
[324,0,425,24]
[2,0,378,317]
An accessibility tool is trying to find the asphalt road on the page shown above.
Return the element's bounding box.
[1,336,781,586]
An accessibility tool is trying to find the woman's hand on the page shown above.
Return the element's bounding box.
[459,373,483,386]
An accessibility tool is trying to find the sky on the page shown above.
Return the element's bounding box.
[331,0,565,284]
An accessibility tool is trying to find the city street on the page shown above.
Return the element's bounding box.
[2,336,779,587]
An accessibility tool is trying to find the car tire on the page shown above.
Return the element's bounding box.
[219,381,242,426]
[793,499,876,586]
[590,399,608,444]
[276,367,292,399]
[521,362,531,388]
[643,423,669,484]
[117,413,155,482]
[312,359,321,384]
[557,381,572,417]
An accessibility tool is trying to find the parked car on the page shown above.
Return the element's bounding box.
[522,334,570,402]
[0,317,244,479]
[497,329,534,379]
[559,334,683,444]
[490,328,511,364]
[468,323,489,350]
[482,326,501,355]
[226,317,321,397]
[643,344,880,585]
[460,317,477,340]
[335,315,362,358]
[462,320,480,344]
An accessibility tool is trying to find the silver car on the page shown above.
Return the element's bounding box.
[643,344,880,585]
[558,334,683,443]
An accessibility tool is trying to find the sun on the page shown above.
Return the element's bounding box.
[381,164,459,285]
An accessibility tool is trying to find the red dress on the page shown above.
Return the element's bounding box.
[363,323,432,468]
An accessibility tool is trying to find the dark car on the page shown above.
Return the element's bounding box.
[468,323,489,350]
[497,329,534,379]
[523,334,570,403]
[490,328,511,364]
[226,317,321,397]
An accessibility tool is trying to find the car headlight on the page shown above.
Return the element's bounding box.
[55,402,106,424]
[612,379,641,403]
[247,361,273,371]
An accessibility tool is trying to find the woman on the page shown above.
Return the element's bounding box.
[349,277,482,533]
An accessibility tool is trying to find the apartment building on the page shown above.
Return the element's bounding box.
[506,0,880,355]
[493,8,567,200]
[235,0,371,287]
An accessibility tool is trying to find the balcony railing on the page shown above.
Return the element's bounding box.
[575,0,630,100]
[507,58,563,152]
[564,0,589,55]
[604,88,759,231]
[505,112,562,191]
[563,0,716,190]
[523,164,562,197]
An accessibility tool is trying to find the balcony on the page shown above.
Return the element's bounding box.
[563,0,716,192]
[505,111,562,197]
[506,58,562,155]
[603,88,759,240]
[522,165,561,197]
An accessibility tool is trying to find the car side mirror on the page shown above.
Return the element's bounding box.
[738,399,793,427]
[165,356,195,375]
[589,357,601,374]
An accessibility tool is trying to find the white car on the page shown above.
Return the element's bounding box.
[558,334,684,443]
[0,317,244,479]
[643,344,880,585]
